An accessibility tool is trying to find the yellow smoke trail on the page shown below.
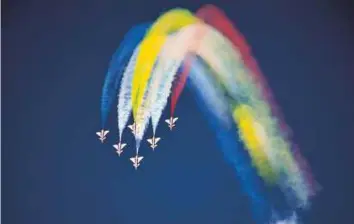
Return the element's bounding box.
[131,9,199,119]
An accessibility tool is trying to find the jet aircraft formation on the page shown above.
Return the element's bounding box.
[96,118,177,169]
[94,5,316,224]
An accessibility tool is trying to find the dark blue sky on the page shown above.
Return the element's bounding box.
[3,0,354,223]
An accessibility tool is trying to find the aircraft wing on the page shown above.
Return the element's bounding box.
[173,117,178,123]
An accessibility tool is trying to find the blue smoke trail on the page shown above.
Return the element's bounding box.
[100,23,151,129]
[186,59,274,224]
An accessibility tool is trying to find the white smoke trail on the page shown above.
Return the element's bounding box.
[129,24,312,208]
[272,212,298,224]
[117,46,140,141]
[144,23,246,136]
[133,88,152,153]
[188,58,232,127]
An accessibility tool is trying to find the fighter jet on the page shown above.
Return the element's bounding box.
[113,142,127,156]
[165,117,178,130]
[96,130,109,143]
[130,155,144,170]
[128,123,136,136]
[147,136,161,150]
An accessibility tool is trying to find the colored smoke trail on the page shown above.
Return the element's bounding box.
[97,5,317,224]
[187,59,274,224]
[100,23,150,130]
[131,9,199,119]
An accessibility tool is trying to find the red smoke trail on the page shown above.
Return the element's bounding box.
[196,4,288,133]
[195,5,316,195]
[171,5,287,135]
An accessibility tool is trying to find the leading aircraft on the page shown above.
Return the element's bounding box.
[130,155,144,170]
